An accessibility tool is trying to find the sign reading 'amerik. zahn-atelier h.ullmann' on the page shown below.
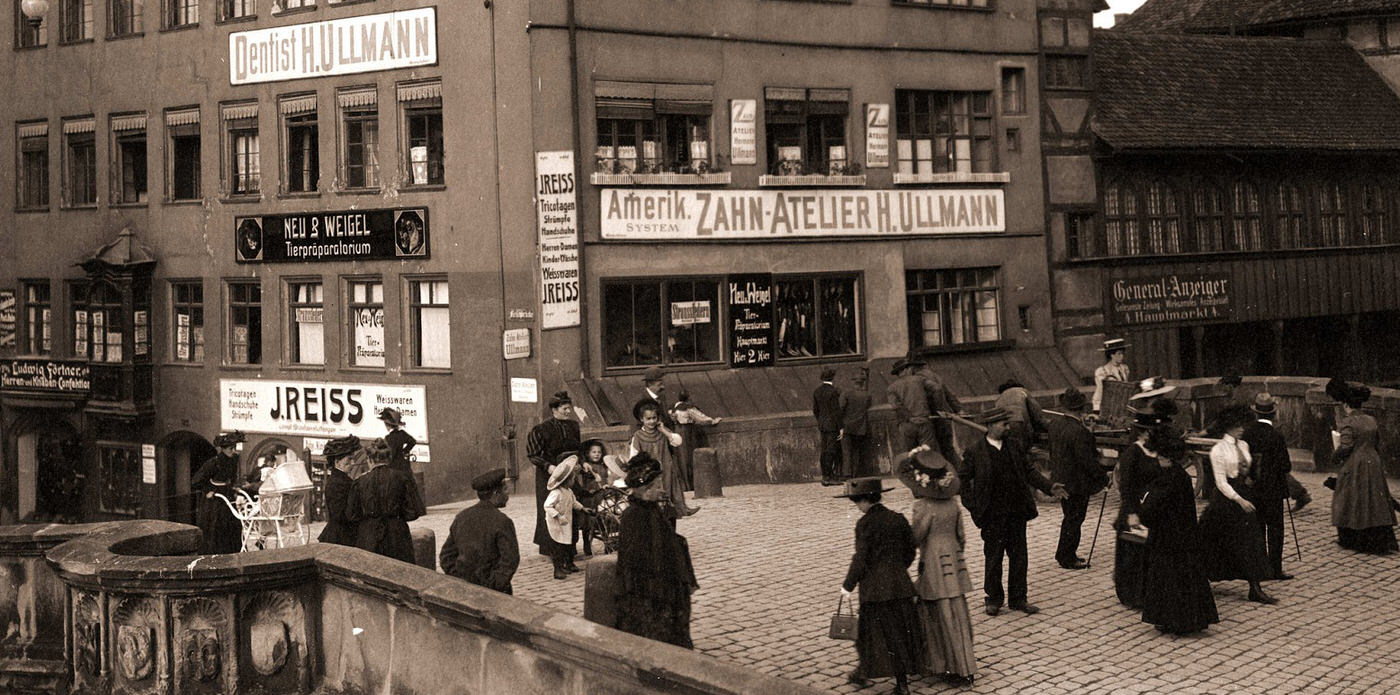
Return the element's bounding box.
[235,208,429,263]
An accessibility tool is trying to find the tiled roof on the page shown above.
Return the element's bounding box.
[1093,32,1400,151]
[1117,0,1400,33]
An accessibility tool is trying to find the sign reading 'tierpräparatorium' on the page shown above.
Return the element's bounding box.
[228,7,437,85]
[1108,272,1233,326]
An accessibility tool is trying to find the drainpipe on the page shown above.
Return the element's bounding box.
[567,0,591,379]
[487,0,519,475]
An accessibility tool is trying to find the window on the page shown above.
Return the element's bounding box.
[165,0,196,27]
[602,278,721,368]
[59,0,92,42]
[347,279,384,367]
[1317,182,1347,247]
[895,90,994,176]
[339,88,379,188]
[227,281,262,364]
[222,103,259,196]
[281,95,319,193]
[111,114,147,204]
[1041,14,1090,48]
[171,281,203,362]
[399,81,443,186]
[14,1,47,47]
[1144,180,1182,254]
[1359,184,1390,244]
[17,123,49,210]
[63,119,97,206]
[22,282,51,355]
[109,0,142,36]
[1065,211,1095,259]
[1103,180,1140,256]
[905,268,1001,350]
[1231,181,1264,251]
[1191,184,1228,252]
[278,0,314,9]
[221,0,252,20]
[75,282,123,362]
[1044,55,1089,89]
[98,446,141,515]
[166,108,200,200]
[774,276,860,360]
[288,281,324,365]
[765,87,850,175]
[1275,182,1306,249]
[593,82,713,174]
[1001,67,1025,114]
[408,279,450,368]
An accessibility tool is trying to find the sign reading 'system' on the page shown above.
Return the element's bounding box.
[229,7,437,85]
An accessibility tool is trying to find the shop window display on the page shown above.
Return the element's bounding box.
[603,279,720,368]
[774,276,859,359]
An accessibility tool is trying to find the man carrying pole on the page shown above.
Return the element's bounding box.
[1048,388,1110,570]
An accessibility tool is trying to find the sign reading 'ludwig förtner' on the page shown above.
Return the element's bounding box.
[235,207,429,263]
[600,188,1005,239]
[228,7,437,85]
[727,274,774,368]
[1108,272,1233,326]
[0,359,91,396]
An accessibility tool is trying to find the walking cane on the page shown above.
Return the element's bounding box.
[1286,499,1303,562]
[1085,487,1110,568]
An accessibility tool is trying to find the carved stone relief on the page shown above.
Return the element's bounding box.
[175,597,228,688]
[72,592,102,680]
[112,597,160,683]
[243,591,303,678]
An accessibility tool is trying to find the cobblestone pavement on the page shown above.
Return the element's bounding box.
[325,470,1399,694]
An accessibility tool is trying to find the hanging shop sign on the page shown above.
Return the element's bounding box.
[229,7,437,85]
[0,289,14,349]
[535,151,581,329]
[220,379,428,443]
[234,207,429,263]
[1108,272,1234,326]
[0,359,91,396]
[727,274,774,368]
[865,103,890,169]
[600,188,1005,240]
[730,99,757,165]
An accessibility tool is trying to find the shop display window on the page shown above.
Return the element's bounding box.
[764,87,850,176]
[348,279,385,367]
[603,278,721,368]
[773,276,860,360]
[288,281,324,365]
[227,280,262,365]
[905,267,1001,350]
[22,281,52,356]
[408,278,450,368]
[895,90,993,176]
[98,445,141,515]
[594,81,713,175]
[171,280,203,362]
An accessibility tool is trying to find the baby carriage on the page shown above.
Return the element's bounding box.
[216,453,314,551]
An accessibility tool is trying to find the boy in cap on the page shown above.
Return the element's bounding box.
[440,468,519,594]
[1048,388,1108,570]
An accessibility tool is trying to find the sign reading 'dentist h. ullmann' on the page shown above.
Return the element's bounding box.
[1108,272,1233,326]
[228,7,437,85]
[235,208,429,263]
[600,188,1005,239]
[221,379,429,443]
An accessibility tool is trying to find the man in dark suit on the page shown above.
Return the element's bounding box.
[440,469,519,594]
[839,368,874,479]
[636,365,676,430]
[960,407,1068,615]
[1241,392,1293,580]
[1048,388,1109,570]
[813,366,843,485]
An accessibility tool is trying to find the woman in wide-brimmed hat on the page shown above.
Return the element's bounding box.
[1139,424,1219,635]
[615,452,698,648]
[1112,401,1169,610]
[317,435,364,547]
[1198,404,1277,604]
[1327,379,1398,555]
[838,477,924,695]
[897,448,976,685]
[192,431,246,554]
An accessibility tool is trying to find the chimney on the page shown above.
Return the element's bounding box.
[1113,13,1130,26]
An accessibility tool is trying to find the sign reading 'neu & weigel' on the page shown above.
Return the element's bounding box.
[1108,272,1233,326]
[235,207,429,263]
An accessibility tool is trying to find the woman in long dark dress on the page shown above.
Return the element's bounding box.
[1113,406,1165,609]
[1328,380,1398,554]
[192,432,245,554]
[1198,404,1278,604]
[349,439,424,564]
[317,435,363,547]
[838,477,924,695]
[1139,425,1219,635]
[615,452,698,648]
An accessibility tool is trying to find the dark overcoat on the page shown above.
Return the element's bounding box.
[317,468,357,546]
[349,465,423,564]
[959,437,1054,527]
[440,501,519,594]
[192,452,243,554]
[841,504,917,602]
[813,382,843,432]
[1048,417,1108,497]
[1241,419,1290,502]
[1114,443,1162,530]
[526,417,581,548]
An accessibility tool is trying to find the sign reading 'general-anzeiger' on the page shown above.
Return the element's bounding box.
[1108,272,1233,326]
[228,7,437,85]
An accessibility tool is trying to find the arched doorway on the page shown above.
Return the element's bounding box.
[158,431,216,525]
[10,413,83,523]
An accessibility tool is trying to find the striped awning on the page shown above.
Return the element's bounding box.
[595,81,655,100]
[165,108,200,127]
[764,87,806,102]
[110,114,147,132]
[63,118,95,134]
[397,81,441,103]
[279,94,317,115]
[338,88,377,108]
[221,103,258,121]
[17,122,48,138]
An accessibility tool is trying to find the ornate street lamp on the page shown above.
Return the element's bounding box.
[19,0,49,29]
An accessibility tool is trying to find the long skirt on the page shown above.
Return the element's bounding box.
[197,487,243,554]
[1338,526,1398,555]
[918,598,977,678]
[1141,550,1218,635]
[854,598,924,680]
[1198,493,1271,582]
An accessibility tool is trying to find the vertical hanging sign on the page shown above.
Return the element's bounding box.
[727,273,774,367]
[730,99,757,165]
[865,103,890,169]
[536,151,580,329]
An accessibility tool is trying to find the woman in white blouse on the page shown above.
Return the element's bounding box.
[1197,404,1278,605]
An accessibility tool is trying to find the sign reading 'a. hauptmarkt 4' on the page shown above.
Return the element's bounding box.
[0,359,91,396]
[235,207,429,264]
[1108,272,1233,326]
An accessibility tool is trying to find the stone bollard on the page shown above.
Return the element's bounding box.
[693,447,723,498]
[411,527,436,570]
[583,555,619,628]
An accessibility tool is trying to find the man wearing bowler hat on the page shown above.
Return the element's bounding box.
[636,366,676,430]
[439,468,519,594]
[1048,388,1109,570]
[1241,392,1294,580]
[959,407,1068,615]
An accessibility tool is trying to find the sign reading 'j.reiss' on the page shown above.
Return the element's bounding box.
[235,207,429,263]
[229,7,437,85]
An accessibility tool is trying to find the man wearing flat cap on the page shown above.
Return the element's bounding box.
[1048,388,1108,570]
[888,356,962,466]
[1241,392,1293,580]
[959,408,1067,616]
[527,391,582,556]
[440,469,519,594]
